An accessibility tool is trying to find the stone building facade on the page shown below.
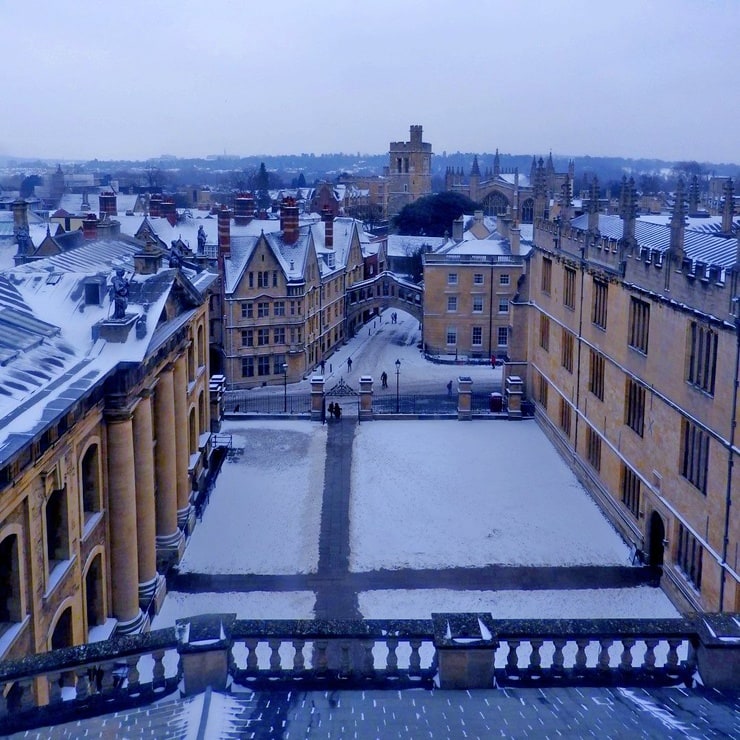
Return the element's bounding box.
[511,178,740,613]
[387,124,432,216]
[0,231,216,667]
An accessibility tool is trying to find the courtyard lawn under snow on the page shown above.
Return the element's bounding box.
[177,421,325,575]
[350,420,630,571]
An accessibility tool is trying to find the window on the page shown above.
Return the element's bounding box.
[45,487,70,576]
[273,354,285,374]
[447,296,458,312]
[274,327,286,344]
[257,356,271,376]
[592,278,608,329]
[241,302,253,319]
[625,378,645,436]
[290,301,296,315]
[0,533,23,628]
[472,326,483,346]
[499,274,510,286]
[274,301,286,316]
[497,327,508,346]
[241,329,253,347]
[537,373,548,409]
[498,298,509,313]
[273,270,278,287]
[589,349,605,401]
[680,418,709,494]
[559,396,571,437]
[257,328,270,346]
[539,314,550,351]
[677,523,703,590]
[446,328,457,345]
[621,465,641,519]
[472,295,483,313]
[447,272,458,285]
[586,427,601,471]
[257,302,269,318]
[687,321,717,395]
[257,270,270,288]
[248,272,253,288]
[629,298,650,354]
[542,257,552,293]
[563,267,576,310]
[80,444,101,525]
[561,329,574,373]
[473,273,484,285]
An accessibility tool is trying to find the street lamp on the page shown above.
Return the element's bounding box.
[283,363,288,413]
[395,358,401,413]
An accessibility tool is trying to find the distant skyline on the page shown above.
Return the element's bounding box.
[1,0,738,164]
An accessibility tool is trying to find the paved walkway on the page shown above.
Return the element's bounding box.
[172,417,661,618]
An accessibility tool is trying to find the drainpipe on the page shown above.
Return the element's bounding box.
[720,298,740,610]
[573,246,586,456]
[488,259,495,361]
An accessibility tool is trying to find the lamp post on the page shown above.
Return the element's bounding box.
[283,363,288,413]
[395,358,401,413]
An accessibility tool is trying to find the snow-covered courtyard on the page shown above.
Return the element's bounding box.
[153,417,680,630]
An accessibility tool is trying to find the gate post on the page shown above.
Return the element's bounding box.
[311,375,325,422]
[457,376,473,420]
[506,375,523,419]
[359,375,374,421]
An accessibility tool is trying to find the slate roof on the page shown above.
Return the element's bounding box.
[570,213,738,269]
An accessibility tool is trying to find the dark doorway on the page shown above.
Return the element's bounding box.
[648,511,665,567]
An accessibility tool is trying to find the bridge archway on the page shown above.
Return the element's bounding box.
[345,272,422,338]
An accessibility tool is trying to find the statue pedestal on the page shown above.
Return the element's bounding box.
[93,313,138,343]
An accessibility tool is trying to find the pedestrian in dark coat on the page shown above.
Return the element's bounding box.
[328,402,335,419]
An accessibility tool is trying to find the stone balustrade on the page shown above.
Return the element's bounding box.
[1,613,736,734]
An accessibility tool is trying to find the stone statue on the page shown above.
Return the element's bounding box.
[169,240,183,268]
[110,268,129,320]
[197,225,207,254]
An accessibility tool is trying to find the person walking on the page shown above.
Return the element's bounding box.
[328,401,335,419]
[381,371,388,389]
[447,380,453,396]
[347,357,352,372]
[335,403,342,420]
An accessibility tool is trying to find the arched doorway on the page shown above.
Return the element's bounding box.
[648,511,665,567]
[50,606,73,650]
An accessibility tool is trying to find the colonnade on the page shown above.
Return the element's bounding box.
[105,354,193,636]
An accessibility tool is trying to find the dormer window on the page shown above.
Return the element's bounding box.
[82,277,107,305]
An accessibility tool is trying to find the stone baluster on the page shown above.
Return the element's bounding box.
[245,638,259,672]
[574,638,590,674]
[597,638,613,672]
[315,640,329,673]
[386,636,399,674]
[268,638,282,673]
[361,639,375,677]
[46,672,62,704]
[505,639,520,676]
[528,639,543,674]
[665,638,682,675]
[152,649,166,689]
[125,655,140,694]
[552,638,567,675]
[619,638,636,672]
[642,638,658,672]
[74,667,91,700]
[292,639,306,672]
[340,640,351,676]
[409,639,422,675]
[16,678,35,712]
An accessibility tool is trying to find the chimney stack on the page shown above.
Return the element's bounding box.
[82,213,98,240]
[321,206,333,248]
[218,206,231,257]
[161,198,177,227]
[280,197,299,245]
[722,178,734,235]
[99,190,118,218]
[670,179,687,261]
[587,177,600,235]
[12,198,29,235]
[149,193,164,218]
[234,192,254,225]
[619,176,637,248]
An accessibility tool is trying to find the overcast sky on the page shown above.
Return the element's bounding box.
[1,0,737,163]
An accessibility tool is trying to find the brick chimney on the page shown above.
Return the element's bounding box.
[12,198,29,235]
[99,191,117,217]
[587,177,600,235]
[149,193,163,218]
[161,198,177,227]
[218,206,231,257]
[619,176,637,248]
[722,178,734,235]
[82,213,98,240]
[321,206,333,248]
[280,197,299,245]
[234,192,254,225]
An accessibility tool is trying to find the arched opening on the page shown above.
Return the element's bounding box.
[648,511,665,568]
[189,407,197,454]
[80,443,101,526]
[45,487,70,576]
[197,324,205,368]
[198,391,206,435]
[521,198,534,223]
[482,191,510,216]
[50,606,73,651]
[0,533,23,631]
[188,343,195,383]
[84,553,105,636]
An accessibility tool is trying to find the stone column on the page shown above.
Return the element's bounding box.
[457,376,473,421]
[154,366,184,567]
[173,354,192,532]
[359,375,374,421]
[132,391,165,612]
[311,375,325,422]
[105,408,147,635]
[506,375,523,419]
